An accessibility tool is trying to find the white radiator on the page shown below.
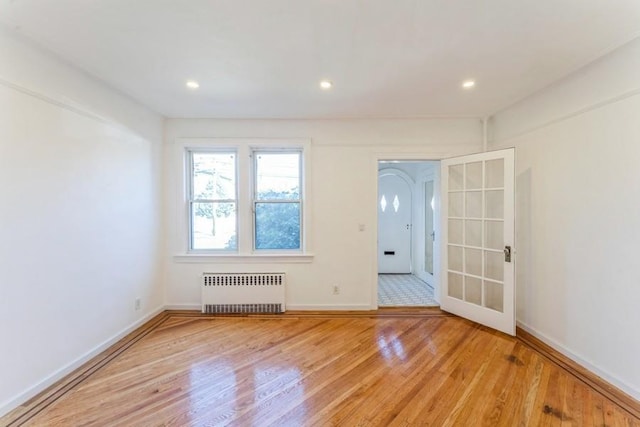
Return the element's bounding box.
[201,273,286,314]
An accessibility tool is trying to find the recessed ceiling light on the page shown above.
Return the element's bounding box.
[319,80,333,90]
[186,80,200,89]
[462,80,476,89]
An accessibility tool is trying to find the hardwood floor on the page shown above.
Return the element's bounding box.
[4,311,639,426]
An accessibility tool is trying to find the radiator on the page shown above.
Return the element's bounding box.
[202,273,286,314]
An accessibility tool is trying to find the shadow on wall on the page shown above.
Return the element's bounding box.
[516,168,532,324]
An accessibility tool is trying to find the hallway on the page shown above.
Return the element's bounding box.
[378,274,438,307]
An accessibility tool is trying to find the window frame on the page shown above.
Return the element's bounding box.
[176,138,312,261]
[251,148,303,252]
[186,148,239,253]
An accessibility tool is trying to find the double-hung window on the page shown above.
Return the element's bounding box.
[253,150,302,250]
[183,140,309,256]
[188,150,237,251]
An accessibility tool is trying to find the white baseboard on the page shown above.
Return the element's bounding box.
[286,304,374,311]
[165,304,201,311]
[0,305,165,418]
[517,321,640,401]
[165,303,375,312]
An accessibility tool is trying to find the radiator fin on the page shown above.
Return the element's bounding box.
[203,303,283,314]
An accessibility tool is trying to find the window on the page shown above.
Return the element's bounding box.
[188,151,237,251]
[253,151,302,250]
[182,139,310,257]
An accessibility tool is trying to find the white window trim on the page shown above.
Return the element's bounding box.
[172,138,314,263]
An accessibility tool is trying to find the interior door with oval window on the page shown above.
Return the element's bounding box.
[378,173,412,274]
[441,148,515,335]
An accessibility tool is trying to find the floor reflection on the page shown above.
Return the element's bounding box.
[376,331,407,362]
[186,360,306,425]
[188,360,237,424]
[251,365,305,426]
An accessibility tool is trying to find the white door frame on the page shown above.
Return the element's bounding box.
[371,153,443,309]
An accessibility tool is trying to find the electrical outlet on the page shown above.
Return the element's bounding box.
[332,285,340,295]
[135,298,141,311]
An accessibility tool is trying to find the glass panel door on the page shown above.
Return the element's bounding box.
[424,180,434,275]
[440,149,515,335]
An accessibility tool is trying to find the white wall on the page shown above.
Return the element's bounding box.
[0,27,164,415]
[490,36,640,400]
[164,119,481,310]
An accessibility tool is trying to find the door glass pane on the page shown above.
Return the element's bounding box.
[449,272,463,299]
[465,162,483,190]
[485,158,504,188]
[448,245,463,272]
[485,281,504,312]
[449,165,464,191]
[485,221,503,250]
[465,248,482,276]
[465,191,482,218]
[449,192,463,217]
[464,276,482,305]
[485,190,504,219]
[449,219,463,245]
[424,180,434,274]
[191,202,237,250]
[485,251,504,281]
[465,220,482,247]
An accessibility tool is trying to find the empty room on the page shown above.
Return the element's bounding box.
[1,1,640,425]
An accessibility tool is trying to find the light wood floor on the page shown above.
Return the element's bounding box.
[4,311,639,426]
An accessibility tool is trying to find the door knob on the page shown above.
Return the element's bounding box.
[504,246,512,263]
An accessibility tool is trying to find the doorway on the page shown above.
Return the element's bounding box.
[377,161,439,307]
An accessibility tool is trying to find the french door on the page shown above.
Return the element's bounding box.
[440,149,515,335]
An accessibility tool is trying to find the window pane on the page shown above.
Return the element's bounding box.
[192,152,236,200]
[485,158,504,188]
[448,164,464,191]
[191,202,237,250]
[465,161,482,190]
[256,153,300,200]
[485,250,504,281]
[449,219,463,244]
[465,248,482,276]
[485,190,504,219]
[449,192,463,217]
[255,202,300,249]
[485,220,504,250]
[464,276,482,306]
[485,281,504,312]
[465,220,482,247]
[465,191,482,218]
[448,245,463,272]
[448,272,463,299]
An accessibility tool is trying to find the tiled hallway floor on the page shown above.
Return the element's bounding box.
[378,274,438,306]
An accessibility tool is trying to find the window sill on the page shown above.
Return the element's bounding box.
[172,253,315,264]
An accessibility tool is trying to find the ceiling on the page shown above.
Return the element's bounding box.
[2,0,640,119]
